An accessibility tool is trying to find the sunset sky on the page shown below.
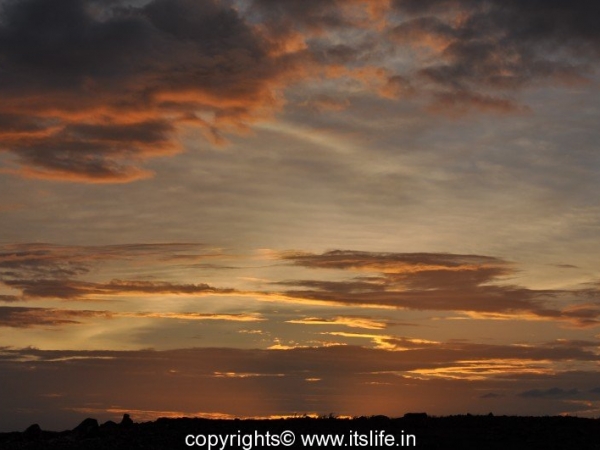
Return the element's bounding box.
[1,0,600,431]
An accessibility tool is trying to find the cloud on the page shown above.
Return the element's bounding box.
[1,343,600,430]
[3,245,599,328]
[127,312,264,322]
[0,243,236,301]
[518,388,580,399]
[0,242,221,278]
[402,1,596,97]
[0,306,111,328]
[7,120,178,183]
[0,244,91,279]
[250,0,381,34]
[2,0,598,182]
[377,0,600,115]
[0,0,304,182]
[480,393,503,399]
[2,338,596,370]
[0,306,264,328]
[250,0,600,116]
[280,249,507,272]
[300,95,351,112]
[426,91,529,116]
[3,278,231,300]
[286,316,390,330]
[276,250,600,327]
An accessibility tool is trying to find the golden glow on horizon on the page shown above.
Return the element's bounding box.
[406,359,558,381]
[213,372,285,378]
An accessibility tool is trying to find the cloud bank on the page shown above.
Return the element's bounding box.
[1,0,599,182]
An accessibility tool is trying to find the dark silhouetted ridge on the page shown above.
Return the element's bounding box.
[0,413,599,449]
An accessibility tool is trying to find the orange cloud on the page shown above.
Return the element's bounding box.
[0,307,265,328]
[0,0,308,183]
[286,316,389,330]
[276,250,600,327]
[4,0,596,184]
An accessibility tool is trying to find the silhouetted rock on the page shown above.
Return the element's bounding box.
[23,424,41,439]
[120,414,133,427]
[73,417,99,435]
[100,420,118,430]
[403,412,428,422]
[369,415,390,424]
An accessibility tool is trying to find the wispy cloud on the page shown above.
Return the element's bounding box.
[518,387,580,399]
[0,306,111,328]
[0,243,234,301]
[0,242,222,277]
[3,278,232,300]
[0,306,264,328]
[286,316,390,330]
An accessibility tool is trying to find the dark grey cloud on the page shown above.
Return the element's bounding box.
[3,278,230,300]
[386,0,600,113]
[480,393,503,399]
[250,0,362,32]
[426,90,528,115]
[281,250,505,271]
[0,243,232,301]
[0,306,262,328]
[11,120,177,182]
[0,306,111,328]
[2,0,597,181]
[392,0,600,48]
[0,0,275,93]
[250,0,600,114]
[0,243,216,279]
[518,387,580,399]
[1,276,234,301]
[0,245,91,280]
[0,0,300,182]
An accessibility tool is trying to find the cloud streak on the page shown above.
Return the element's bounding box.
[3,278,231,300]
[0,306,111,328]
[286,316,390,330]
[0,306,263,328]
[0,243,238,304]
[276,250,600,327]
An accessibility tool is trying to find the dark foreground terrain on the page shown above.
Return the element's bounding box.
[1,413,599,450]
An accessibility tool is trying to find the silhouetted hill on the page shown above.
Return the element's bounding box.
[1,413,599,449]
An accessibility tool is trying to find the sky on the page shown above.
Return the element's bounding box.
[1,0,600,432]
